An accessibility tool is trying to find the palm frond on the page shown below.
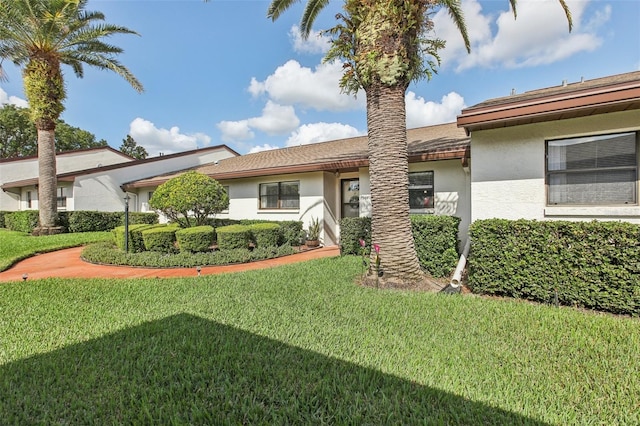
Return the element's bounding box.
[267,0,300,21]
[300,0,330,38]
[437,0,470,53]
[556,0,573,31]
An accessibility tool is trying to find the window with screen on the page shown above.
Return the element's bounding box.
[409,171,434,213]
[547,132,637,205]
[259,181,299,209]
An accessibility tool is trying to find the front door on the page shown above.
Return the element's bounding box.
[341,179,360,218]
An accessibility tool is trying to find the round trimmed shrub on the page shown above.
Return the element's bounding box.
[176,225,214,253]
[216,224,251,250]
[250,223,281,248]
[142,225,178,253]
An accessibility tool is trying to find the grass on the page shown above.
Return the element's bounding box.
[0,229,111,272]
[0,255,638,424]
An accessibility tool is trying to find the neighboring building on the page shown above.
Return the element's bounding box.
[1,145,239,213]
[458,71,640,225]
[125,123,471,246]
[0,147,134,211]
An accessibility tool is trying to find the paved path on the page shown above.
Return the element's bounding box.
[0,246,340,282]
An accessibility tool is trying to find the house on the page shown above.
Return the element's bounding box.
[1,145,238,213]
[0,146,134,211]
[123,123,471,246]
[457,71,640,226]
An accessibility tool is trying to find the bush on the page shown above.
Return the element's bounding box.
[468,219,640,316]
[112,224,160,252]
[338,215,460,278]
[69,211,123,233]
[129,212,159,225]
[176,226,214,253]
[142,225,178,253]
[0,211,10,228]
[5,211,40,233]
[411,215,461,278]
[216,224,251,250]
[339,217,371,256]
[238,219,304,246]
[250,223,281,248]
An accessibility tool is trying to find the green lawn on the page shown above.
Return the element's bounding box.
[0,255,638,424]
[0,228,111,271]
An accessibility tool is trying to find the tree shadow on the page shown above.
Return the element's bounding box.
[0,314,549,424]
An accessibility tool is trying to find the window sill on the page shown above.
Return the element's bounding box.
[544,206,640,218]
[257,210,299,214]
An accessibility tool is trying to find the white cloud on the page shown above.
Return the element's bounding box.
[247,101,300,135]
[405,91,466,128]
[249,59,364,111]
[434,0,607,71]
[129,117,211,157]
[248,143,280,154]
[285,122,364,147]
[217,120,254,143]
[217,101,299,143]
[0,87,29,108]
[289,25,332,54]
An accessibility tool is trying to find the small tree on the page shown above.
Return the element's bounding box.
[119,134,148,159]
[149,171,228,228]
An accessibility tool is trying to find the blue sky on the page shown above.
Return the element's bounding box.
[1,0,639,156]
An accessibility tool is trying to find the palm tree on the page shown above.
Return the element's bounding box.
[0,0,143,234]
[268,0,571,288]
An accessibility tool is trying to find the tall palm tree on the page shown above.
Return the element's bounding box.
[0,0,143,233]
[268,0,571,288]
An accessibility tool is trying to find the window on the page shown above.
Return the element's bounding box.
[341,179,360,218]
[57,188,67,209]
[26,191,32,209]
[409,171,434,212]
[148,191,154,202]
[259,181,299,209]
[547,132,637,205]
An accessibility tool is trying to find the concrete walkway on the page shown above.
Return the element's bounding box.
[0,246,341,282]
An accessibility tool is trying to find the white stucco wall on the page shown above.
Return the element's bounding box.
[0,148,132,211]
[471,109,640,224]
[355,159,471,244]
[72,148,236,212]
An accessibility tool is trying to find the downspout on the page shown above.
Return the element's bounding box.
[441,238,470,293]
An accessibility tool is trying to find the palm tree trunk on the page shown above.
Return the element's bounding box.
[37,127,57,229]
[366,83,424,286]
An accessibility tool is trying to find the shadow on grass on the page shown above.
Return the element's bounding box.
[0,314,548,424]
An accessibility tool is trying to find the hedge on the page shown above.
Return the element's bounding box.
[250,223,281,248]
[0,211,8,228]
[176,226,215,253]
[468,219,640,316]
[216,224,251,250]
[112,224,162,252]
[4,211,40,233]
[338,215,460,278]
[142,225,179,253]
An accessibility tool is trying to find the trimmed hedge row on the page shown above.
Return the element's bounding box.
[338,215,460,278]
[176,226,215,252]
[113,224,163,252]
[142,225,179,253]
[2,210,158,233]
[468,219,640,316]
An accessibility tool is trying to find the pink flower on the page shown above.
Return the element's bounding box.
[373,243,380,254]
[359,239,366,247]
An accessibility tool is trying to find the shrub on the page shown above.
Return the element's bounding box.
[338,215,460,278]
[176,226,214,253]
[216,224,251,250]
[150,171,228,228]
[0,211,10,228]
[468,219,640,316]
[129,212,159,225]
[112,224,160,252]
[339,217,371,256]
[5,211,40,233]
[69,211,123,233]
[411,215,461,278]
[277,220,305,246]
[142,225,178,253]
[250,223,281,248]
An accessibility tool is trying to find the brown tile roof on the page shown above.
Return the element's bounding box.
[125,123,469,189]
[0,146,134,164]
[458,71,640,132]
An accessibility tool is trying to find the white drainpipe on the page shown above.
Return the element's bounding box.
[450,238,471,288]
